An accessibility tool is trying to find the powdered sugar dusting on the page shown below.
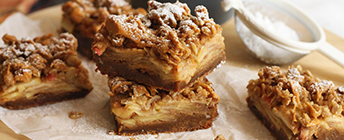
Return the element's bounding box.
[109,0,128,7]
[287,68,304,82]
[148,0,189,27]
[309,80,334,93]
[195,5,209,19]
[179,19,198,33]
[339,86,344,93]
[108,14,147,43]
[22,43,36,56]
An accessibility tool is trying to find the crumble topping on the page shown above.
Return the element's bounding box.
[147,1,189,28]
[247,66,344,128]
[0,33,81,87]
[93,0,221,65]
[62,0,146,38]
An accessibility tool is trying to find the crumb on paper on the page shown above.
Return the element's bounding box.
[214,134,226,140]
[68,111,84,119]
[107,130,117,135]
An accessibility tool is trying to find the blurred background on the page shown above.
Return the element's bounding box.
[0,0,68,22]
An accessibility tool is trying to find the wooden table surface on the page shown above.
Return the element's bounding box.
[1,5,344,140]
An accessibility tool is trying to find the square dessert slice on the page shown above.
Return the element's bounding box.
[0,33,93,109]
[108,76,219,135]
[62,0,146,58]
[93,0,226,91]
[247,66,344,140]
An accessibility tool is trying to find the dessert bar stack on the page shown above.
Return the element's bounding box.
[92,0,226,135]
[62,0,146,58]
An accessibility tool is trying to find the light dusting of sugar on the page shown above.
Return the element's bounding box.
[288,78,304,94]
[309,80,334,93]
[179,20,197,32]
[339,86,344,93]
[287,68,304,82]
[23,43,35,56]
[195,5,209,19]
[12,46,24,56]
[265,66,279,77]
[108,0,128,7]
[236,11,301,65]
[148,1,187,27]
[61,38,71,45]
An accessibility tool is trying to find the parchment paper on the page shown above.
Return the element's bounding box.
[0,13,274,140]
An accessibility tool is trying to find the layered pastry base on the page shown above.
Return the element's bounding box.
[93,0,226,91]
[62,0,146,58]
[247,66,344,140]
[108,76,219,135]
[0,33,93,109]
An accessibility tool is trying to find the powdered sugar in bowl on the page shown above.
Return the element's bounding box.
[234,0,314,65]
[235,14,308,65]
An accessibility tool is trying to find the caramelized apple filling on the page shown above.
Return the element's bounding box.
[0,77,81,101]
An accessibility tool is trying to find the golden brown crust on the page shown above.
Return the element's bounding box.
[247,65,344,140]
[108,76,219,135]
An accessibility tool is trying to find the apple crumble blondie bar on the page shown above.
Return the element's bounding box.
[247,66,344,139]
[108,76,219,135]
[0,33,93,109]
[93,0,226,91]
